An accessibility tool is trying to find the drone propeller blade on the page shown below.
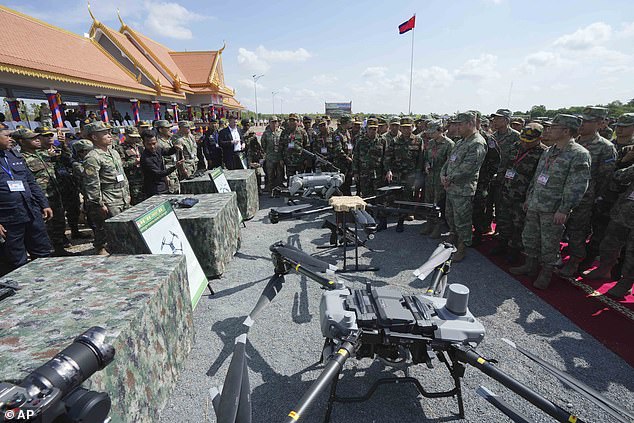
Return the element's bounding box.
[502,339,634,423]
[217,334,247,423]
[243,274,285,327]
[275,245,338,272]
[236,358,252,423]
[413,244,454,280]
[209,386,222,419]
[476,386,534,423]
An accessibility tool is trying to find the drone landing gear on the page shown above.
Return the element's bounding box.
[323,352,466,423]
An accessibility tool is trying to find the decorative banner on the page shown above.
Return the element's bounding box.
[96,95,109,123]
[210,105,215,119]
[43,90,64,128]
[130,99,140,124]
[200,105,207,122]
[171,102,179,122]
[187,104,193,121]
[152,101,161,121]
[6,98,21,122]
[56,93,66,121]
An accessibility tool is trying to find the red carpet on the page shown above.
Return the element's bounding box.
[476,237,634,367]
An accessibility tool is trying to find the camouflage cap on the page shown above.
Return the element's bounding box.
[269,115,279,122]
[615,113,634,127]
[178,120,191,128]
[83,121,110,135]
[288,113,299,121]
[511,116,525,125]
[154,120,172,128]
[551,114,582,130]
[425,120,443,133]
[377,116,388,125]
[241,118,250,126]
[73,139,94,152]
[10,128,38,140]
[480,116,490,126]
[399,116,414,127]
[520,122,544,143]
[450,112,476,123]
[389,117,401,125]
[353,119,363,125]
[318,119,327,126]
[322,115,331,121]
[467,110,482,120]
[366,118,379,128]
[581,106,609,122]
[188,121,196,129]
[338,114,352,123]
[124,126,141,138]
[491,108,513,119]
[138,120,152,128]
[34,126,54,136]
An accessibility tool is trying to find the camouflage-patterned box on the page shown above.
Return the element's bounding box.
[224,169,259,220]
[0,255,193,423]
[179,171,216,195]
[104,193,241,277]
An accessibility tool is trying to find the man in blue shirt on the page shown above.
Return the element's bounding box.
[0,125,53,270]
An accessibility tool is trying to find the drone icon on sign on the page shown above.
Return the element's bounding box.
[161,231,183,255]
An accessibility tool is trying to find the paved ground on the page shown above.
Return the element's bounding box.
[159,194,634,423]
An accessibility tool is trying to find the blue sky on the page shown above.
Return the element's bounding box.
[8,0,634,114]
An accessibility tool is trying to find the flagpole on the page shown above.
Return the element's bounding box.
[408,14,415,115]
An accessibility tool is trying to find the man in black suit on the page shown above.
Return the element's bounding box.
[0,126,53,270]
[218,115,245,169]
[201,118,223,169]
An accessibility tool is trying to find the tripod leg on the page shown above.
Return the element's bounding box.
[324,368,342,423]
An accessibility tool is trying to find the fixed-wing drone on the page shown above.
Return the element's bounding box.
[208,242,633,423]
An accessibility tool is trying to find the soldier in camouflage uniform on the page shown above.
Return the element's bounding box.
[261,116,284,191]
[352,118,383,197]
[377,116,388,137]
[599,117,614,140]
[559,107,617,277]
[381,117,400,164]
[83,121,131,255]
[440,112,487,261]
[511,114,591,289]
[244,119,265,193]
[312,119,343,172]
[115,126,144,205]
[172,121,198,179]
[282,113,309,180]
[154,120,180,193]
[584,163,634,298]
[384,116,423,232]
[14,129,76,256]
[493,123,547,262]
[333,115,354,195]
[420,120,454,238]
[303,116,316,164]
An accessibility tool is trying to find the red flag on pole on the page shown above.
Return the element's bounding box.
[399,15,415,34]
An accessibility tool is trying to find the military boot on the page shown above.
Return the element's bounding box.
[94,247,109,256]
[533,265,554,290]
[582,252,618,280]
[505,246,522,265]
[395,218,405,233]
[376,217,387,232]
[606,277,634,298]
[70,225,92,239]
[443,232,457,244]
[489,239,508,256]
[419,222,432,235]
[429,224,442,239]
[558,256,582,278]
[509,256,539,276]
[452,240,467,262]
[53,247,80,257]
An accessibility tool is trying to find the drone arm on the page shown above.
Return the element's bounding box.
[279,255,336,290]
[284,340,357,422]
[454,346,585,423]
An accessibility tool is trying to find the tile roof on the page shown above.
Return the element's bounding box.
[169,51,217,85]
[223,96,245,110]
[0,6,153,95]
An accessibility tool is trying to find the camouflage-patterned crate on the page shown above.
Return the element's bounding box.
[179,171,216,195]
[105,193,241,277]
[0,255,193,423]
[224,169,259,220]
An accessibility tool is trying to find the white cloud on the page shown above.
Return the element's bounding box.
[144,1,207,40]
[311,74,339,85]
[454,54,500,80]
[599,65,629,75]
[254,46,311,62]
[361,67,387,78]
[554,22,612,50]
[413,66,453,89]
[518,51,575,74]
[237,48,270,73]
[237,78,266,90]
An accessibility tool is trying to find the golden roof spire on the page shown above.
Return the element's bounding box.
[117,8,126,28]
[218,41,226,54]
[87,1,99,24]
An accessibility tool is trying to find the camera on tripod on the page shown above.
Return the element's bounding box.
[0,327,115,423]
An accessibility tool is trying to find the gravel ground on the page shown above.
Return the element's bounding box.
[158,194,634,423]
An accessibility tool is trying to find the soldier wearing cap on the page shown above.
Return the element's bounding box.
[172,120,198,178]
[154,120,180,193]
[243,119,265,193]
[440,112,487,260]
[83,121,131,255]
[352,118,383,197]
[510,116,525,132]
[71,140,93,210]
[303,116,316,153]
[380,117,401,178]
[261,116,285,191]
[420,120,454,238]
[0,127,53,269]
[137,120,152,131]
[115,127,144,205]
[281,113,309,180]
[350,119,363,143]
[15,128,75,256]
[377,116,388,136]
[312,118,342,173]
[384,116,423,232]
[558,107,617,277]
[598,117,614,140]
[333,114,354,195]
[494,123,547,262]
[511,114,590,289]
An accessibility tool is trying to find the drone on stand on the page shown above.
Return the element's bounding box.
[208,242,632,423]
